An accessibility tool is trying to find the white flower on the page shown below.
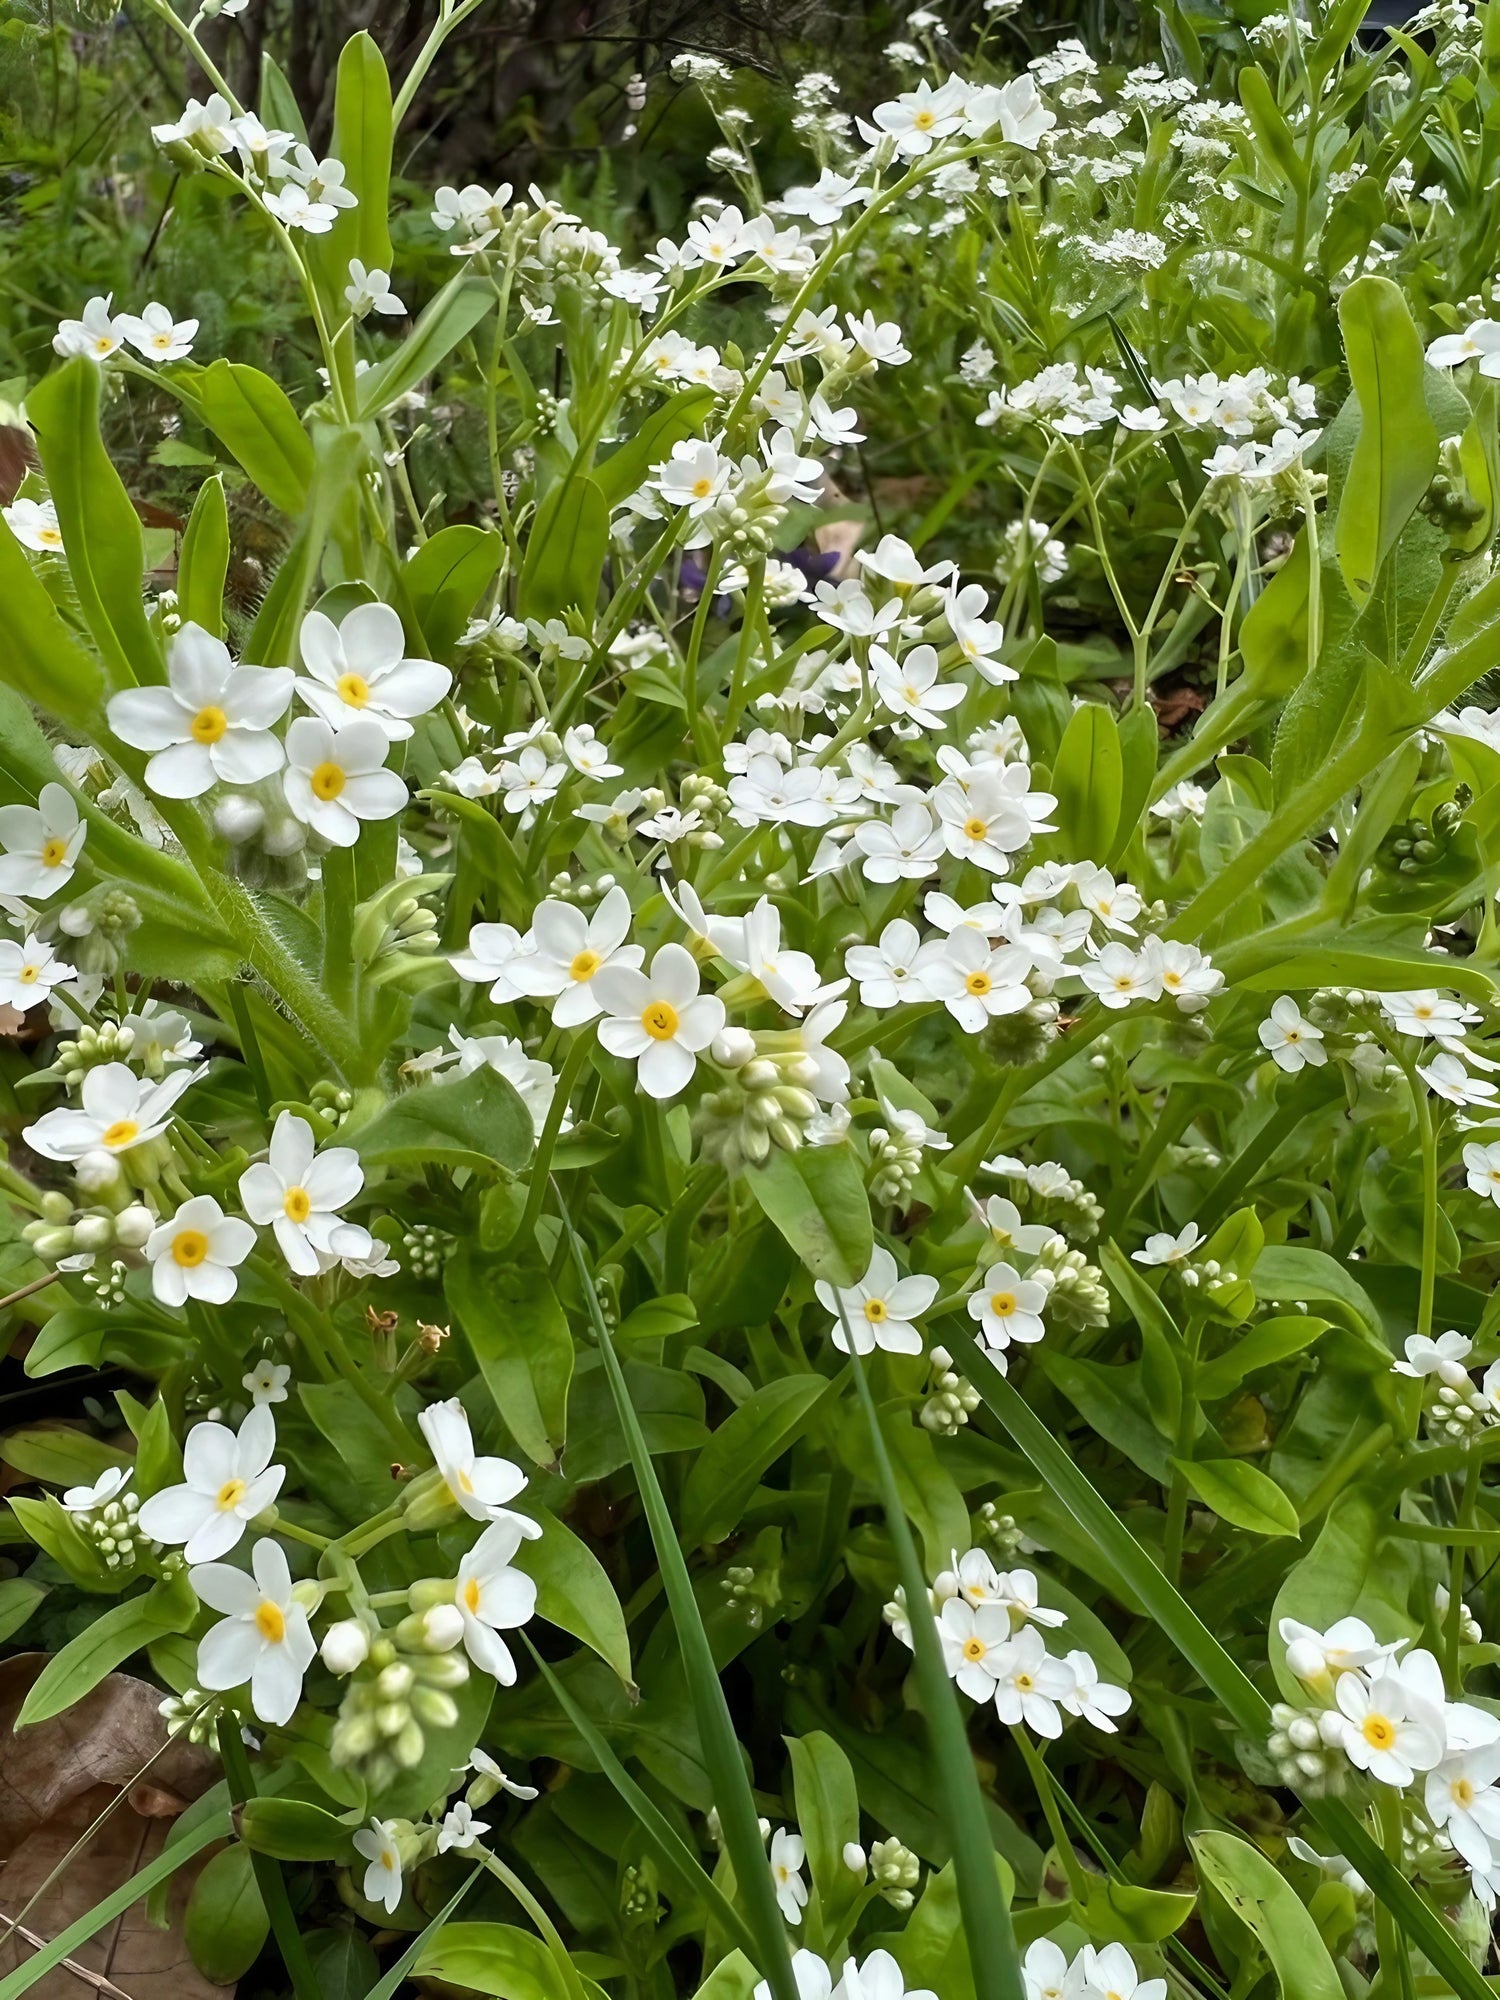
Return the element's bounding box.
[1465,1140,1500,1207]
[1060,1650,1131,1732]
[1144,938,1222,1012]
[153,94,237,156]
[686,204,751,265]
[857,534,955,592]
[867,76,970,156]
[0,935,76,1012]
[833,1948,935,2000]
[924,928,1032,1032]
[61,1466,132,1513]
[594,943,726,1100]
[815,1246,938,1357]
[754,1950,833,2000]
[454,1517,539,1684]
[146,1195,256,1308]
[769,1827,808,1925]
[499,745,569,814]
[1076,867,1141,935]
[295,603,450,740]
[938,1597,1012,1700]
[54,295,124,360]
[562,724,622,778]
[3,498,64,552]
[106,624,293,799]
[780,170,873,225]
[283,714,407,844]
[853,802,946,884]
[844,919,947,1009]
[1381,988,1475,1040]
[464,1746,539,1800]
[1131,1220,1202,1267]
[869,645,965,730]
[1077,1944,1166,2000]
[1425,1742,1500,1871]
[1427,320,1500,370]
[354,1819,404,1913]
[191,1537,314,1726]
[345,260,405,317]
[1333,1661,1446,1786]
[117,302,198,362]
[1080,942,1162,1009]
[1258,995,1326,1071]
[139,1405,285,1561]
[846,312,911,367]
[263,184,339,233]
[933,771,1038,872]
[418,1397,541,1531]
[1278,1615,1404,1683]
[967,1260,1048,1351]
[120,1000,201,1070]
[244,1360,292,1405]
[964,73,1055,147]
[943,583,1011,683]
[450,922,536,1003]
[1417,1051,1499,1106]
[1022,1939,1082,2000]
[1393,1330,1473,1387]
[238,1110,369,1277]
[654,441,733,516]
[437,1801,490,1853]
[980,1195,1055,1259]
[990,1624,1074,1736]
[24,1060,203,1162]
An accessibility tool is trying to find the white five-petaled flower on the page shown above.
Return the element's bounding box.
[508,886,643,1024]
[145,1194,256,1307]
[869,644,965,730]
[450,921,535,1003]
[990,1624,1075,1737]
[117,302,198,362]
[1278,1614,1405,1683]
[106,624,294,799]
[1131,1220,1202,1267]
[0,935,76,1012]
[24,1060,203,1162]
[925,928,1033,1033]
[295,602,449,741]
[1060,1651,1131,1733]
[1077,1943,1167,2000]
[0,783,87,899]
[1417,1050,1499,1107]
[437,1801,490,1853]
[769,1826,808,1926]
[815,1245,938,1356]
[54,294,124,360]
[967,1260,1048,1352]
[238,1109,370,1276]
[3,498,64,552]
[1392,1329,1473,1388]
[244,1360,292,1405]
[939,1596,1012,1700]
[61,1465,132,1513]
[418,1398,541,1531]
[453,1517,539,1684]
[345,260,406,317]
[1258,995,1326,1071]
[594,942,726,1100]
[354,1819,404,1912]
[139,1404,285,1561]
[1425,1741,1500,1871]
[1080,941,1162,1009]
[191,1536,315,1726]
[979,1195,1055,1260]
[1464,1140,1500,1208]
[1021,1939,1081,2000]
[654,441,733,516]
[282,714,408,843]
[1333,1659,1446,1787]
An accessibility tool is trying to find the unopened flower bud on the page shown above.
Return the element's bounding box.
[321,1619,371,1675]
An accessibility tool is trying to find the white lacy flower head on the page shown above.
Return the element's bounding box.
[295,602,450,740]
[106,624,294,799]
[815,1245,938,1355]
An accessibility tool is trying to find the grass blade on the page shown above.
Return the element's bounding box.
[554,1188,799,2000]
[843,1331,1023,2000]
[364,1872,479,2000]
[945,1321,1490,2000]
[0,1812,231,2000]
[522,1636,765,1966]
[218,1715,321,2000]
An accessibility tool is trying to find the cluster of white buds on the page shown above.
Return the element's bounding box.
[1436,1586,1483,1646]
[1022,1161,1104,1235]
[696,1031,820,1174]
[919,1345,981,1434]
[158,1686,222,1744]
[309,1080,356,1129]
[1425,1382,1491,1442]
[976,1502,1025,1556]
[1266,1701,1346,1794]
[82,1489,155,1571]
[328,1620,470,1792]
[720,1564,763,1628]
[545,870,619,905]
[54,1021,136,1084]
[83,1257,130,1307]
[869,1117,926,1206]
[869,1834,920,1909]
[1032,1237,1109,1328]
[401,1224,447,1281]
[151,586,183,635]
[680,773,731,831]
[23,1196,154,1268]
[63,888,140,975]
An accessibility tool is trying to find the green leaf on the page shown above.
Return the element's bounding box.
[445,1251,573,1467]
[197,360,315,516]
[744,1144,872,1288]
[1073,1876,1196,1945]
[177,474,230,635]
[786,1731,859,1904]
[17,1577,196,1725]
[1108,703,1159,867]
[1171,1457,1300,1537]
[0,1577,46,1644]
[356,275,494,420]
[527,1502,633,1687]
[239,1798,359,1863]
[1196,1316,1332,1399]
[27,357,161,689]
[259,53,308,142]
[404,526,505,657]
[0,1425,131,1486]
[517,473,610,626]
[361,1875,481,2000]
[326,34,393,282]
[1190,1830,1344,2000]
[305,1926,380,2000]
[1238,67,1306,194]
[0,521,107,728]
[1052,701,1123,863]
[680,1374,829,1545]
[594,388,716,508]
[414,1923,604,2000]
[184,1843,269,1984]
[1240,527,1317,698]
[350,1067,534,1175]
[247,423,368,665]
[1334,276,1440,604]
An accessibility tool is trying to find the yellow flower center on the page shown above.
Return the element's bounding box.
[255,1600,286,1643]
[642,1000,679,1041]
[40,838,68,868]
[962,1636,987,1662]
[1453,1777,1476,1808]
[463,1577,481,1613]
[1113,974,1134,992]
[93,335,113,355]
[381,1848,397,1872]
[38,527,62,548]
[963,816,988,841]
[864,1297,888,1323]
[311,761,346,801]
[336,672,371,708]
[1285,1028,1301,1042]
[569,948,602,982]
[691,477,714,499]
[990,1291,1016,1317]
[191,705,228,744]
[283,1187,312,1223]
[1015,1671,1034,1691]
[216,1477,247,1511]
[1362,1713,1396,1751]
[18,965,38,984]
[456,1468,475,1494]
[913,108,935,129]
[151,333,174,351]
[173,1229,210,1267]
[101,1118,140,1150]
[965,970,992,997]
[1162,969,1183,990]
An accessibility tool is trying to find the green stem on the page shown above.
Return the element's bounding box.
[513,1028,596,1249]
[1161,1318,1202,1587]
[1446,1462,1478,1688]
[1012,1728,1087,1902]
[217,1717,321,2000]
[475,1850,587,2000]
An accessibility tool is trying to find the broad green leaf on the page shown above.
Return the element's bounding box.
[445,1250,573,1466]
[1108,702,1159,866]
[17,1578,196,1725]
[240,1798,359,1862]
[1191,1830,1344,2000]
[198,360,314,516]
[1172,1457,1300,1537]
[304,1927,380,2000]
[7,1492,118,1592]
[0,1577,47,1645]
[27,357,161,688]
[332,34,393,276]
[361,1875,481,2000]
[594,387,716,507]
[1035,1350,1173,1482]
[1252,1245,1384,1343]
[247,422,368,664]
[22,1306,111,1377]
[517,473,610,626]
[1196,1316,1332,1399]
[890,1857,1017,2000]
[526,1502,633,1686]
[178,474,230,634]
[786,1731,859,1903]
[680,1374,829,1544]
[356,275,494,420]
[0,1424,131,1486]
[414,1923,605,2000]
[350,1066,534,1175]
[1240,527,1317,698]
[184,1843,269,1984]
[259,53,308,142]
[0,524,107,728]
[1238,67,1305,193]
[1334,276,1439,604]
[301,1380,405,1501]
[1073,1875,1196,1945]
[744,1144,872,1288]
[404,525,505,656]
[1052,701,1122,863]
